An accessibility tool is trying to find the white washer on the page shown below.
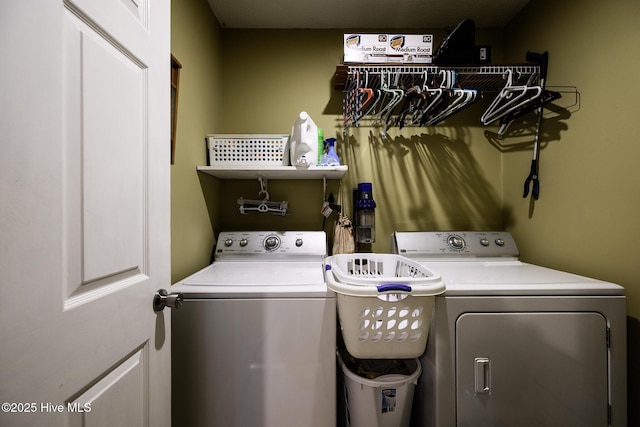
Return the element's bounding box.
[171,231,335,427]
[391,231,627,427]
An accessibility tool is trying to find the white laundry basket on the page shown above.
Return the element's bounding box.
[338,353,421,427]
[325,254,445,359]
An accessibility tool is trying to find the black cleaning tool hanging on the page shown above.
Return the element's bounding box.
[523,51,549,200]
[434,19,477,65]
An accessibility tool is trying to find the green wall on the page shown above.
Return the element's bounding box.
[504,0,640,323]
[170,0,223,283]
[217,28,505,251]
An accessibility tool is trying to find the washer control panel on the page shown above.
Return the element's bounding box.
[215,231,327,259]
[393,231,519,258]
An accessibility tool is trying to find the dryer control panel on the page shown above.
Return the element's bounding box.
[392,231,519,258]
[215,231,327,260]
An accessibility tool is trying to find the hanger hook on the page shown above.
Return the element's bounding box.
[258,176,269,200]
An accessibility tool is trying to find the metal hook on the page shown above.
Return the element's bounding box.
[258,176,269,200]
[323,176,327,202]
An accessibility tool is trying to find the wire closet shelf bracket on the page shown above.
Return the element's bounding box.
[337,64,542,135]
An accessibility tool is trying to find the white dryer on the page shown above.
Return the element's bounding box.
[391,231,627,427]
[171,231,335,427]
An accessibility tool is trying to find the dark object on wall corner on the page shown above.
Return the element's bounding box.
[434,19,489,65]
[477,45,492,64]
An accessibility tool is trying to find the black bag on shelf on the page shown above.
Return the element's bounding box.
[434,19,477,65]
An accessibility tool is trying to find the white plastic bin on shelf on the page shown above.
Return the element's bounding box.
[206,134,289,166]
[325,254,445,359]
[338,353,421,427]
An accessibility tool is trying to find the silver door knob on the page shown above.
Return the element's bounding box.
[153,289,184,312]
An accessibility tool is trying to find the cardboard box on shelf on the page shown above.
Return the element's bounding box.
[343,34,388,63]
[387,34,434,63]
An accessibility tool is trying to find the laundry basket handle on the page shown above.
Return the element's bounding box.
[377,283,412,293]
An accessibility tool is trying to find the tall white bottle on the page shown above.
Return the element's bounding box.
[289,111,318,168]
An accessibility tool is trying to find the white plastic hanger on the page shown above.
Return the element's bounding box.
[481,69,542,125]
[237,176,288,215]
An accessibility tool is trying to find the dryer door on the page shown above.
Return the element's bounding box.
[456,312,608,427]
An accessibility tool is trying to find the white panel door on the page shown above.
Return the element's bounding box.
[0,0,171,426]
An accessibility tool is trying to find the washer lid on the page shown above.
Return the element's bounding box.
[419,260,625,296]
[181,261,325,286]
[172,261,332,298]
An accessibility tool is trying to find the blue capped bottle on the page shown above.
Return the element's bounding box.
[355,182,376,244]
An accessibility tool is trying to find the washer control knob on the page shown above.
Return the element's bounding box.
[295,238,303,247]
[264,235,280,251]
[447,235,465,251]
[224,238,233,247]
[239,238,248,247]
[495,238,505,247]
[480,238,490,247]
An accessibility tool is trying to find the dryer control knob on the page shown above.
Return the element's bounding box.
[295,238,303,247]
[224,238,233,247]
[495,238,505,247]
[480,238,490,247]
[239,239,248,247]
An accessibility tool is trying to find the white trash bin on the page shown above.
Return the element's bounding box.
[338,354,421,427]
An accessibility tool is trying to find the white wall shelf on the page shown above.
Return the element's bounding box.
[197,165,348,180]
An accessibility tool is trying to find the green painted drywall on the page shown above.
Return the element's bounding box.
[170,0,223,283]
